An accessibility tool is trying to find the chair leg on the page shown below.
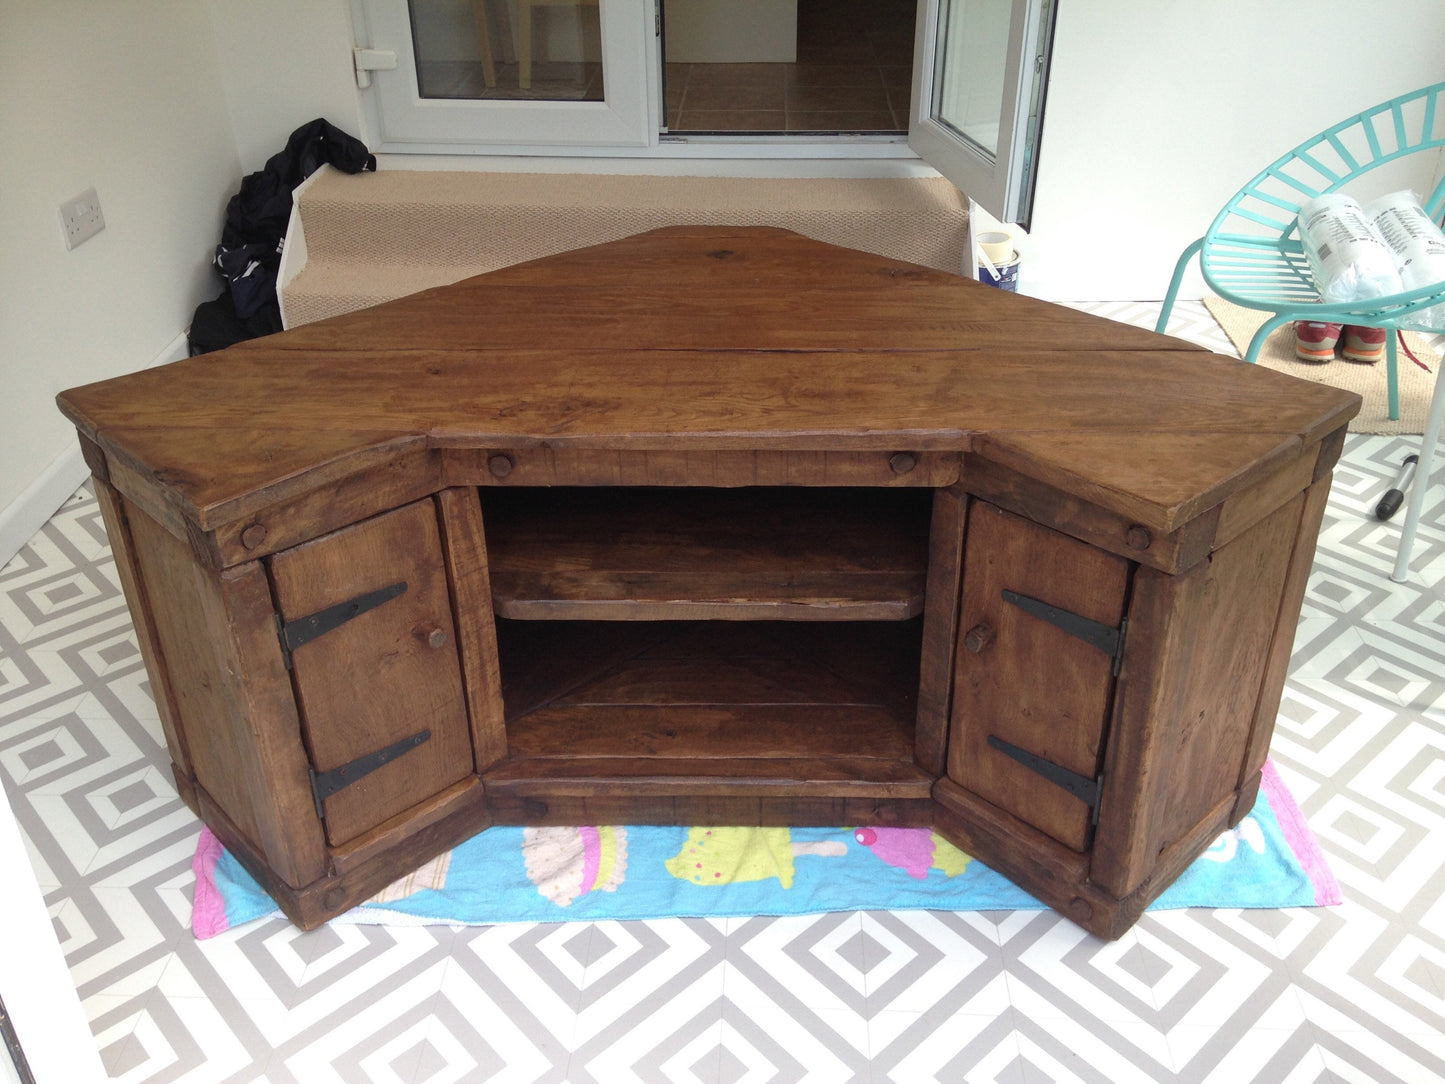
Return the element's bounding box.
[1246,314,1295,364]
[1391,356,1445,582]
[1386,329,1400,422]
[1155,238,1203,335]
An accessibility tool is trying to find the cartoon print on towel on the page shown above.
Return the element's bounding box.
[666,827,846,888]
[853,827,972,880]
[523,826,629,906]
[1199,813,1268,865]
[368,849,454,904]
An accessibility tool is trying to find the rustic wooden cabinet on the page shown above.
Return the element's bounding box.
[59,227,1358,938]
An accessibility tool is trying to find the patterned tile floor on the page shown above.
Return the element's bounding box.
[3,300,1444,1082]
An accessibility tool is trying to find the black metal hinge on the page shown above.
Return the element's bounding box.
[276,581,407,669]
[309,729,431,820]
[988,735,1104,824]
[1002,589,1127,675]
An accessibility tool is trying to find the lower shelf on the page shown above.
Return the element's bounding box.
[492,618,929,800]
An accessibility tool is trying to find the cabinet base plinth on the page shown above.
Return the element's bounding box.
[197,781,493,931]
[931,777,1242,940]
[484,790,936,828]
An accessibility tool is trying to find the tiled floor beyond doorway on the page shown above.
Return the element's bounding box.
[3,300,1444,1082]
[666,0,916,133]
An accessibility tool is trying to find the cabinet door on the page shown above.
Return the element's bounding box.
[948,502,1130,851]
[270,499,472,847]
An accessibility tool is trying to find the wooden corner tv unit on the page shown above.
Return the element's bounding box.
[57,227,1360,939]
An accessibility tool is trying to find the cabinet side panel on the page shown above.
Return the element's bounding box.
[1234,472,1333,810]
[436,487,508,771]
[1090,562,1201,897]
[915,486,966,776]
[125,504,265,848]
[1094,492,1303,898]
[93,479,194,789]
[125,504,327,887]
[218,561,331,886]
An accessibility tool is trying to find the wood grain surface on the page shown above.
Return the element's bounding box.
[57,227,1359,539]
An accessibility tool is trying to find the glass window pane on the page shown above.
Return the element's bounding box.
[931,0,1010,158]
[409,0,604,102]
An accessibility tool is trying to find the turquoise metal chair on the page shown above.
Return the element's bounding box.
[1156,82,1445,582]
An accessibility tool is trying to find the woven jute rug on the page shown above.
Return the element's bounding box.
[1203,296,1440,435]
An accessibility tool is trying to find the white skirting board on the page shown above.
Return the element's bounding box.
[0,443,90,571]
[0,331,190,570]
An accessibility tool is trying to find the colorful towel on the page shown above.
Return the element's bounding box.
[193,759,1339,939]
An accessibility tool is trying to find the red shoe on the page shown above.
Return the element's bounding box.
[1294,321,1342,362]
[1341,325,1386,363]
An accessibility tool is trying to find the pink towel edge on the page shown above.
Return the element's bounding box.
[1261,758,1343,906]
[191,825,232,939]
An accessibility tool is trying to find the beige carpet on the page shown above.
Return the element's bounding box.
[282,170,970,328]
[1203,296,1440,434]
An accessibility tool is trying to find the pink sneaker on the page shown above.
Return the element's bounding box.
[1341,325,1386,363]
[1294,321,1341,362]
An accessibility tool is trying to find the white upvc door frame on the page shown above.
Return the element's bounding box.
[354,0,1053,202]
[907,0,1054,226]
[357,0,658,152]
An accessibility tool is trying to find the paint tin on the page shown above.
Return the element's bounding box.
[980,254,1020,292]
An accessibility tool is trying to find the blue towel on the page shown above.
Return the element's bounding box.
[194,760,1338,937]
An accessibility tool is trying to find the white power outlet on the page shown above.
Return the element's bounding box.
[59,187,105,250]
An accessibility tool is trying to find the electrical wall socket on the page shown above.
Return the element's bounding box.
[59,187,105,250]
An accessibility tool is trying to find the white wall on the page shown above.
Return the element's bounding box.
[0,5,244,1074]
[0,0,242,527]
[1025,0,1445,299]
[208,0,365,172]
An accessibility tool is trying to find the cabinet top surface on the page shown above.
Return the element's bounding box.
[58,226,1358,533]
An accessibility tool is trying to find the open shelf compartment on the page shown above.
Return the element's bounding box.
[481,486,933,621]
[486,619,933,797]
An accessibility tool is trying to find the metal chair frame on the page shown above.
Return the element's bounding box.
[1156,82,1445,582]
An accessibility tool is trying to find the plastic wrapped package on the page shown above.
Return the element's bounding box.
[1296,193,1403,303]
[1366,190,1445,329]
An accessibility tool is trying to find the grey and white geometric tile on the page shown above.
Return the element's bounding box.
[4,344,1445,1080]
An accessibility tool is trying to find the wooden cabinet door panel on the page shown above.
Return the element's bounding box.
[270,499,472,846]
[948,502,1130,851]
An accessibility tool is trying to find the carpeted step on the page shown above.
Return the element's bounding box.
[281,168,970,327]
[281,260,497,329]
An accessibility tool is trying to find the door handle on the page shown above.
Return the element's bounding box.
[963,622,995,654]
[415,625,449,650]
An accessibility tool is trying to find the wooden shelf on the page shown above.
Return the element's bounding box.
[493,619,927,792]
[482,487,932,621]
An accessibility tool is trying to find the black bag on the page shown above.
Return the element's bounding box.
[189,118,375,355]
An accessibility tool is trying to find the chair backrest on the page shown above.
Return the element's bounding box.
[1202,82,1445,316]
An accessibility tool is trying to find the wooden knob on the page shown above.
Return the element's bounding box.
[240,523,267,549]
[417,626,448,649]
[889,452,917,475]
[488,453,514,479]
[963,623,995,654]
[1125,525,1152,551]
